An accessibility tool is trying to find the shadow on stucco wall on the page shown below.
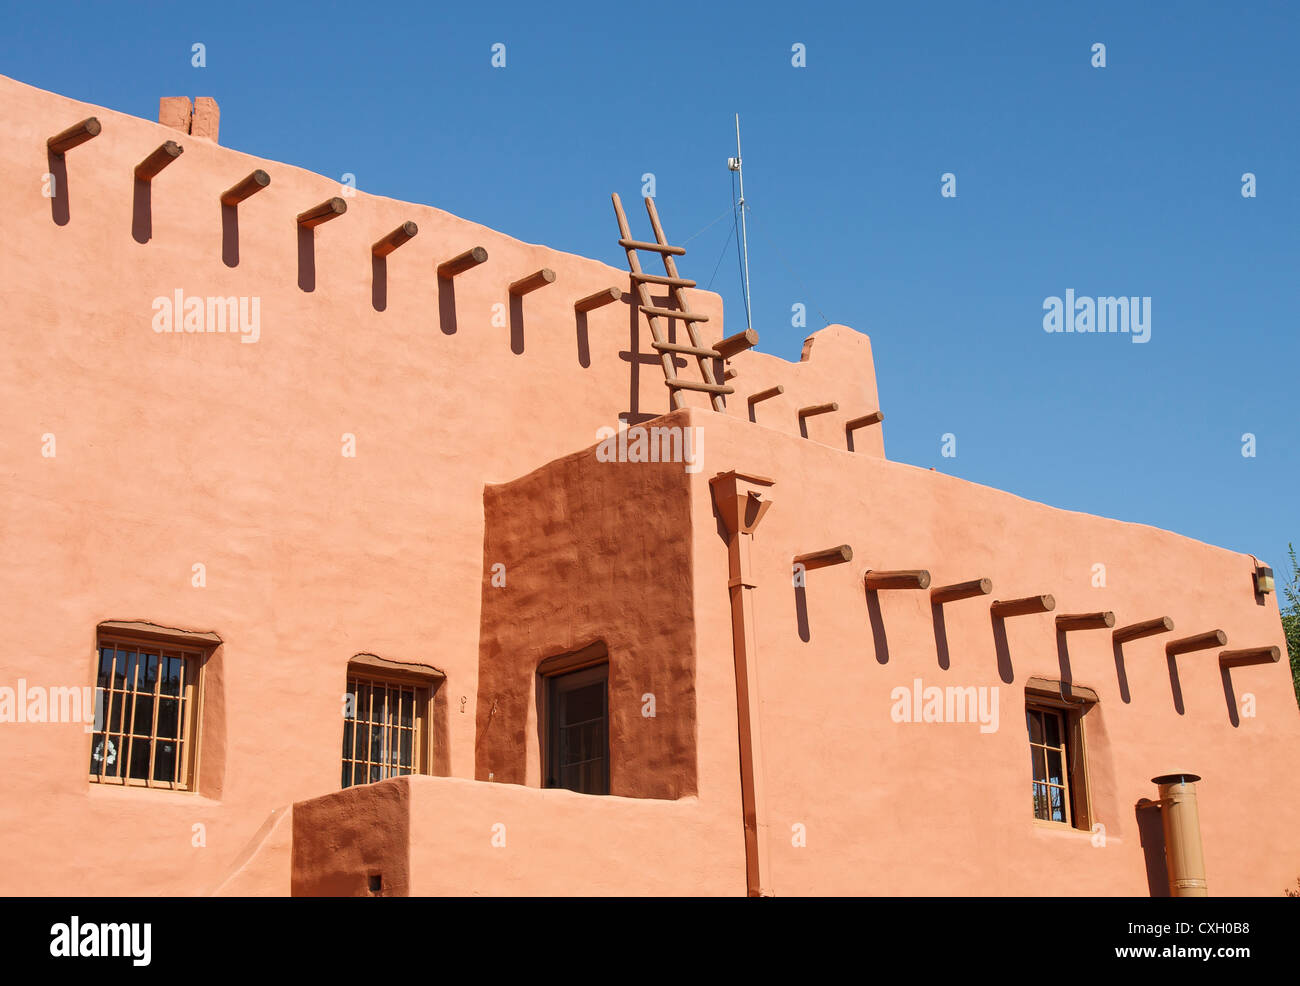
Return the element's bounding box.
[1135,800,1171,897]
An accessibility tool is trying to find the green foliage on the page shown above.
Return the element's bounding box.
[1282,544,1300,708]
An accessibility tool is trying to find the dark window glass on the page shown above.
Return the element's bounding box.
[545,664,609,796]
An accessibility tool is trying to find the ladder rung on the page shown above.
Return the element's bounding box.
[666,379,734,395]
[619,238,686,256]
[640,306,709,323]
[652,341,721,358]
[629,271,697,288]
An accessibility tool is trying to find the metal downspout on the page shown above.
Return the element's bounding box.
[709,470,775,897]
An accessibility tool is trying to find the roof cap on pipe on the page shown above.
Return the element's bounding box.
[1151,773,1202,785]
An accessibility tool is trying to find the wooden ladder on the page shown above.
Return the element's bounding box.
[612,193,737,412]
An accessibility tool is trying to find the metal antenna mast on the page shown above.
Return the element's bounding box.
[727,113,753,333]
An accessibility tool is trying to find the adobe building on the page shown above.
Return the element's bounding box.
[1,73,1296,897]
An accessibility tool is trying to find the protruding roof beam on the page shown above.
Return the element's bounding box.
[575,287,622,312]
[297,197,347,228]
[1113,616,1175,643]
[372,221,418,257]
[865,570,931,591]
[1056,612,1116,632]
[220,169,270,206]
[48,117,101,155]
[990,594,1056,618]
[1166,630,1227,656]
[134,141,183,182]
[509,268,556,295]
[930,578,992,605]
[437,246,488,279]
[794,545,853,571]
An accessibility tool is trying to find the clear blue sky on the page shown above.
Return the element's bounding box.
[3,1,1296,580]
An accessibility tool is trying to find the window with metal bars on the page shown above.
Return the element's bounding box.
[341,676,429,788]
[89,636,201,790]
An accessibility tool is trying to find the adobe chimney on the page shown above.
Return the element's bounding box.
[158,97,192,134]
[157,96,219,143]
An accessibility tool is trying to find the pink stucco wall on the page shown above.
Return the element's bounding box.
[292,776,745,896]
[687,409,1298,895]
[295,406,1297,896]
[2,72,1290,896]
[0,74,881,895]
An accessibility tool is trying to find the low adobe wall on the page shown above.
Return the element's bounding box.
[291,775,744,896]
[292,780,411,896]
[726,325,885,456]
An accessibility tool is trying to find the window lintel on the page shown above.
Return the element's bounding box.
[537,640,608,679]
[97,620,221,649]
[1025,677,1099,707]
[348,653,444,684]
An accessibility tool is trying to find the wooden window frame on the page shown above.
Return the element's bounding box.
[341,657,441,789]
[539,649,610,796]
[1025,686,1094,832]
[88,627,211,792]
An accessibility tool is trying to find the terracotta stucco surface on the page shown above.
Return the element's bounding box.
[291,781,410,896]
[0,74,875,895]
[476,446,699,798]
[686,409,1299,895]
[3,72,1290,896]
[292,776,745,896]
[294,405,1297,895]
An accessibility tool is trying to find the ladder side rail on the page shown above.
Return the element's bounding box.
[612,193,686,410]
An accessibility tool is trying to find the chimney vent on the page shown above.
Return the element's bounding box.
[158,97,219,143]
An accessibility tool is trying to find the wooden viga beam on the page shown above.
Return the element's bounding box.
[1219,645,1281,669]
[1165,629,1227,657]
[134,141,183,182]
[1113,616,1175,644]
[372,221,418,257]
[297,197,347,228]
[748,385,783,407]
[794,545,853,572]
[509,268,556,295]
[575,287,622,312]
[220,169,270,206]
[715,328,759,359]
[846,411,884,433]
[47,117,101,155]
[930,578,992,605]
[798,402,838,422]
[1055,611,1116,632]
[865,570,931,591]
[990,594,1055,618]
[437,246,488,279]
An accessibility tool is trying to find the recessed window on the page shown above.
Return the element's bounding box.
[544,663,609,795]
[1025,683,1094,830]
[342,655,446,788]
[90,632,205,790]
